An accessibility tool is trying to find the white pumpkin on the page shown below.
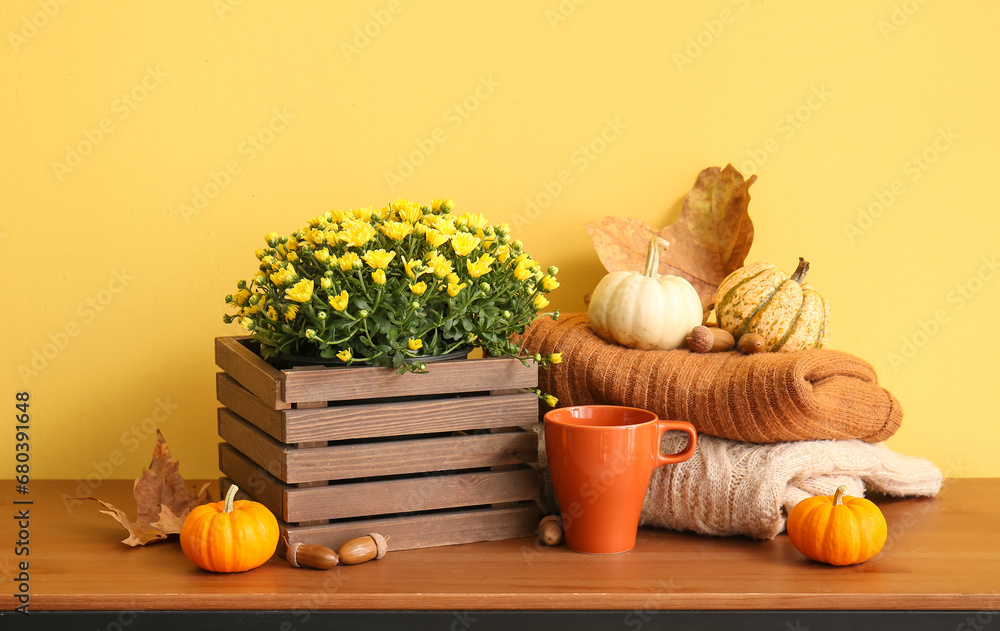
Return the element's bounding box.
[589,237,703,350]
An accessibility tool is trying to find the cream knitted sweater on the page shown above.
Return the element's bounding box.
[534,427,943,540]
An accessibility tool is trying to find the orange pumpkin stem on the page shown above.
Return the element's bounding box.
[223,483,239,513]
[832,485,846,506]
[790,257,810,284]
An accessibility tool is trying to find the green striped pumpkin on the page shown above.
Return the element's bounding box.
[715,258,830,352]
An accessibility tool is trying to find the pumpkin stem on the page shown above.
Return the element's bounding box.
[833,485,847,506]
[223,483,239,513]
[643,237,669,278]
[790,257,810,284]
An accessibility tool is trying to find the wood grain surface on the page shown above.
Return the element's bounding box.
[3,479,998,612]
[218,408,539,483]
[280,355,538,404]
[217,372,540,444]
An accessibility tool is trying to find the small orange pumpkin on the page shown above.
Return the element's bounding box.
[786,485,887,566]
[180,483,279,573]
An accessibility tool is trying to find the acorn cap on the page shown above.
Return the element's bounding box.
[369,533,389,560]
[287,542,303,567]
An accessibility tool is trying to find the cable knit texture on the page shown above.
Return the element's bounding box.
[531,427,943,539]
[519,313,902,443]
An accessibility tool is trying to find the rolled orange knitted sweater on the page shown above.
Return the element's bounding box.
[518,314,902,443]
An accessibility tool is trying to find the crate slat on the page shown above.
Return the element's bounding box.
[215,337,288,409]
[281,356,537,404]
[221,478,539,554]
[284,392,538,443]
[217,373,539,443]
[217,443,286,509]
[218,408,539,484]
[217,373,284,441]
[220,443,540,523]
[281,506,539,553]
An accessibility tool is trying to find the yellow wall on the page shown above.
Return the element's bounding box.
[3,1,997,481]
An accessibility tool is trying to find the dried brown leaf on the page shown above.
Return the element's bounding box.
[88,498,168,546]
[83,431,204,546]
[585,164,755,313]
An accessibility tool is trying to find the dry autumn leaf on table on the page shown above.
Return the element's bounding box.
[585,164,756,315]
[84,430,211,546]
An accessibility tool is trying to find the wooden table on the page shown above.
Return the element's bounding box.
[2,479,998,630]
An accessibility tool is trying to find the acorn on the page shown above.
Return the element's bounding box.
[286,543,339,570]
[537,515,564,546]
[738,333,766,354]
[687,326,735,353]
[337,533,389,565]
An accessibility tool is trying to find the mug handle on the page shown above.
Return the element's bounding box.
[654,420,697,467]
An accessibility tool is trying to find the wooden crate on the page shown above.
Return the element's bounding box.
[214,336,542,553]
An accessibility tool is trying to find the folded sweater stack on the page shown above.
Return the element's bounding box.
[518,314,943,539]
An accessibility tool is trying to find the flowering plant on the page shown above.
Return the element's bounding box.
[224,199,560,384]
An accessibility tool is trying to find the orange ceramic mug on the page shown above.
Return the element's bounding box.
[544,405,697,554]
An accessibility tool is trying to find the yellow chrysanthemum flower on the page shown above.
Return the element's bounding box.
[269,265,298,286]
[285,304,299,322]
[336,349,352,362]
[325,231,340,247]
[431,198,454,213]
[403,258,424,279]
[409,281,427,295]
[352,206,375,221]
[380,221,414,242]
[362,249,396,270]
[266,306,278,321]
[239,317,253,330]
[513,262,534,282]
[314,248,330,263]
[424,228,450,248]
[265,231,280,246]
[466,253,494,279]
[450,233,481,257]
[548,353,562,364]
[397,204,422,223]
[328,290,349,312]
[455,213,487,229]
[407,338,423,351]
[534,293,549,310]
[447,281,467,298]
[495,244,511,263]
[285,278,314,303]
[372,269,386,285]
[543,394,558,407]
[540,275,560,291]
[437,218,458,236]
[329,209,349,223]
[233,288,251,305]
[340,222,376,247]
[286,251,299,263]
[426,251,453,278]
[320,277,333,290]
[338,251,362,271]
[446,272,461,285]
